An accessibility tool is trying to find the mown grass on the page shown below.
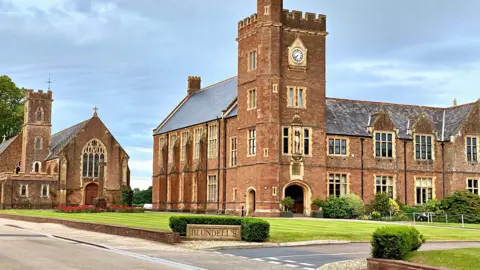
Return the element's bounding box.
[2,210,480,242]
[405,248,480,270]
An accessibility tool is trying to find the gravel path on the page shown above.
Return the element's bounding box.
[318,259,367,270]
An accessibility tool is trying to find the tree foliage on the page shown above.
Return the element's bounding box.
[132,186,152,205]
[0,75,26,139]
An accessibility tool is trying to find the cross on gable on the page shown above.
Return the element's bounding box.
[93,106,99,117]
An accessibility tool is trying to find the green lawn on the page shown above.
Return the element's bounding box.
[2,210,480,242]
[406,248,480,270]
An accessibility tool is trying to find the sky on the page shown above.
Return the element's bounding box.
[1,0,479,190]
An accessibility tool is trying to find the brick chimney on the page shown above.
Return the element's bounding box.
[187,76,201,96]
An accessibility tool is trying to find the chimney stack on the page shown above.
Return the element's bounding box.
[453,98,457,106]
[187,76,201,96]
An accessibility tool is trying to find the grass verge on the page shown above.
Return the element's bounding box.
[2,210,480,242]
[405,248,480,270]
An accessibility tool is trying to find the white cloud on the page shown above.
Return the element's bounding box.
[129,159,152,173]
[126,147,153,154]
[130,177,151,190]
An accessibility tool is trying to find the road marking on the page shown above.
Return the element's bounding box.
[268,261,281,265]
[300,263,315,266]
[267,257,279,260]
[263,252,369,259]
[284,264,298,268]
[5,224,206,270]
[236,256,248,259]
[302,268,315,270]
[213,251,221,254]
[283,260,297,263]
[252,258,264,262]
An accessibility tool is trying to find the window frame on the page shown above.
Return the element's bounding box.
[81,139,106,179]
[19,184,28,197]
[158,136,166,168]
[207,175,218,202]
[36,107,44,122]
[374,131,395,158]
[415,177,435,205]
[41,184,49,198]
[248,49,257,71]
[180,131,189,162]
[466,136,478,163]
[414,134,434,161]
[208,124,218,159]
[282,127,290,155]
[193,127,203,160]
[35,137,42,150]
[168,134,177,163]
[467,179,479,195]
[286,86,307,109]
[230,137,238,167]
[248,128,257,156]
[327,173,349,197]
[374,175,395,199]
[247,88,257,110]
[282,127,313,156]
[327,136,349,156]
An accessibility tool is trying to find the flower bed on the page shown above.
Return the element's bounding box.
[54,205,144,213]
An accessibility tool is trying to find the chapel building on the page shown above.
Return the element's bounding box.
[0,89,130,209]
[152,0,480,217]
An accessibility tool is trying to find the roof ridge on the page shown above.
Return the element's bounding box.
[193,76,237,95]
[51,120,89,137]
[326,97,475,110]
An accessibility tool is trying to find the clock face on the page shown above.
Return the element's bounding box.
[292,49,304,63]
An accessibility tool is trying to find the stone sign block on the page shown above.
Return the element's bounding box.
[186,224,241,241]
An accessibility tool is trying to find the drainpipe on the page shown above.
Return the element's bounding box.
[165,133,169,211]
[205,122,208,212]
[216,117,221,213]
[222,116,228,214]
[360,138,365,200]
[442,142,445,198]
[404,140,407,205]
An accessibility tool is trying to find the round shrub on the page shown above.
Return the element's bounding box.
[371,211,382,220]
[371,226,425,260]
[371,192,391,216]
[442,190,480,223]
[344,194,365,218]
[389,199,400,215]
[322,196,352,219]
[242,218,270,242]
[281,196,295,212]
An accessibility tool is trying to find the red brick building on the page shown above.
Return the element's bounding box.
[152,0,480,216]
[0,90,130,209]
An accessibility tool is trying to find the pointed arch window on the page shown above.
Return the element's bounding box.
[36,108,44,122]
[15,162,21,174]
[33,161,41,173]
[82,139,106,179]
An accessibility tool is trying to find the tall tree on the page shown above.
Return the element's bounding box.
[0,75,25,139]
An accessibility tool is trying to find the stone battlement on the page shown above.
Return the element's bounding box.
[238,13,258,36]
[188,76,201,81]
[26,89,53,101]
[283,9,326,32]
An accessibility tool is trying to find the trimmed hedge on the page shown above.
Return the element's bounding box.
[312,211,323,218]
[169,216,270,242]
[371,226,425,260]
[280,211,294,217]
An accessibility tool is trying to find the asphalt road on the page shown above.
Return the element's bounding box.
[0,224,199,270]
[219,242,480,268]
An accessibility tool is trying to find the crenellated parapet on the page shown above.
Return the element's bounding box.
[26,89,53,101]
[238,13,258,36]
[283,10,326,32]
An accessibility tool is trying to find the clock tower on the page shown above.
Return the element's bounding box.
[236,0,328,216]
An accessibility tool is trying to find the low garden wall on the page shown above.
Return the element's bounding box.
[367,258,449,270]
[0,214,181,244]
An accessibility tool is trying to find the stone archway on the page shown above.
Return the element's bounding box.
[246,188,256,216]
[283,181,312,216]
[85,183,98,206]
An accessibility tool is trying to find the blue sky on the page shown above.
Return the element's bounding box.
[1,0,479,189]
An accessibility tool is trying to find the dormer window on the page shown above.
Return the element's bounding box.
[375,132,394,158]
[415,135,434,160]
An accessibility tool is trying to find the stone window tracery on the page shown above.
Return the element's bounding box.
[82,139,106,179]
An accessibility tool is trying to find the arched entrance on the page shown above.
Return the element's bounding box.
[285,185,304,214]
[85,183,98,205]
[283,181,312,216]
[246,189,256,216]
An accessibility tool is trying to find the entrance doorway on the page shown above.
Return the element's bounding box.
[85,183,98,205]
[285,185,304,214]
[246,189,256,216]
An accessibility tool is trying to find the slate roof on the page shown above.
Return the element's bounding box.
[0,136,16,156]
[155,77,238,134]
[154,76,476,142]
[45,120,89,160]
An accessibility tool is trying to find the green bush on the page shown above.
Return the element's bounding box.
[169,216,270,242]
[311,211,323,218]
[424,199,444,214]
[371,226,425,260]
[371,193,391,216]
[344,194,365,218]
[281,197,295,211]
[371,211,382,220]
[402,205,418,214]
[389,199,400,215]
[280,211,294,217]
[322,196,352,219]
[242,218,270,242]
[312,198,326,208]
[442,190,480,223]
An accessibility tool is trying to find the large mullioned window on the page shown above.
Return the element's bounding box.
[82,139,106,179]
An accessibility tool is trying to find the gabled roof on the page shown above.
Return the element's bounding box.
[154,77,238,135]
[45,120,89,160]
[326,98,474,141]
[0,136,16,156]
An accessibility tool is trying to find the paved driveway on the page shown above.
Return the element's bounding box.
[218,242,480,269]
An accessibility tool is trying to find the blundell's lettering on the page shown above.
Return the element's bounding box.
[186,225,241,241]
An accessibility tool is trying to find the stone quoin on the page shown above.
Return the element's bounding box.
[152,0,480,217]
